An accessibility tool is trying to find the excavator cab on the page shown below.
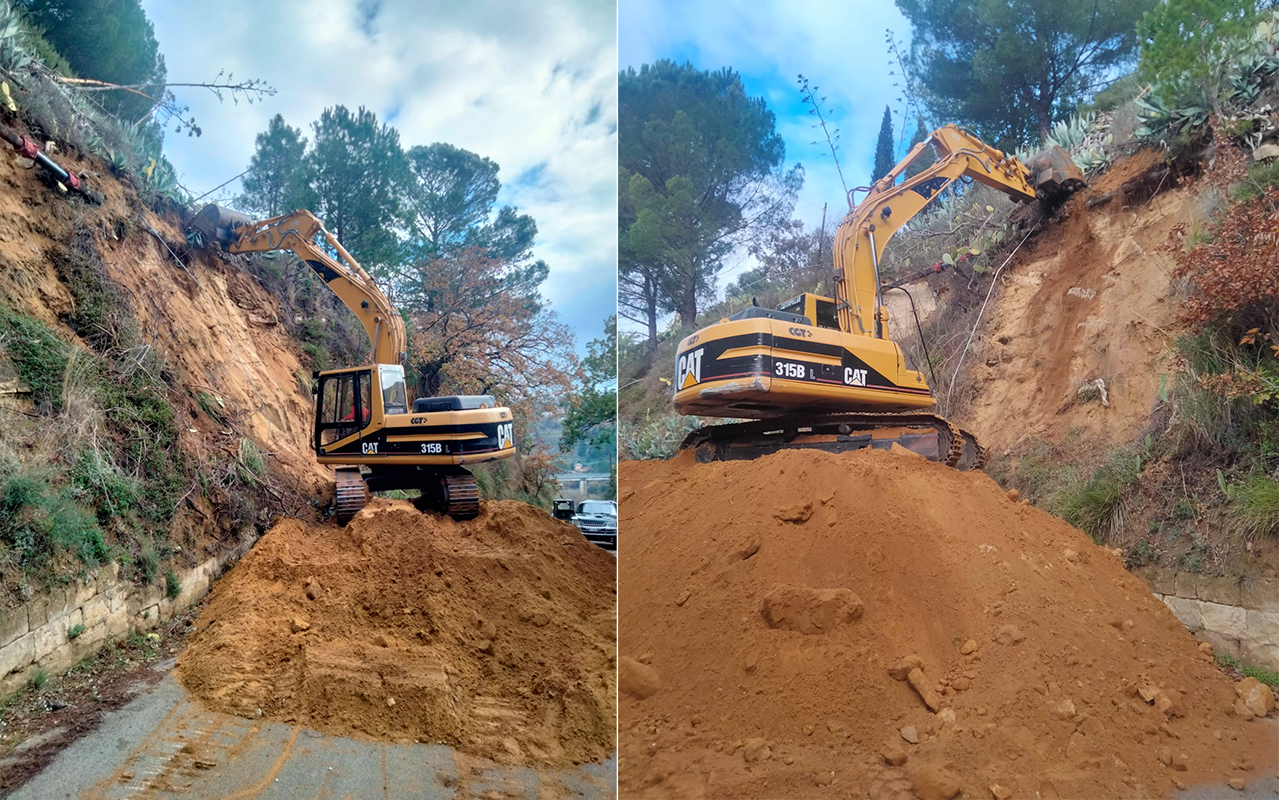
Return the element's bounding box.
[775,294,841,331]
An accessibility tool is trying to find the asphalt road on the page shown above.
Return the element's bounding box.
[9,662,616,800]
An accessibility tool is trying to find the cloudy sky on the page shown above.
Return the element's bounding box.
[143,0,617,351]
[620,0,915,299]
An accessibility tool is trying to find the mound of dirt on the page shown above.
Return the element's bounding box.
[618,448,1276,799]
[177,499,617,767]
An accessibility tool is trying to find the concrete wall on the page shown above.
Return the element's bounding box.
[0,540,251,694]
[1134,566,1278,672]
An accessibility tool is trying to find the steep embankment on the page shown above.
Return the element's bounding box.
[0,133,327,535]
[956,150,1187,453]
[618,448,1276,800]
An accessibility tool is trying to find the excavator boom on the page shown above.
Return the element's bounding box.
[191,204,406,366]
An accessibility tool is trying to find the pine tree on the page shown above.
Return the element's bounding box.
[240,114,309,217]
[872,105,895,182]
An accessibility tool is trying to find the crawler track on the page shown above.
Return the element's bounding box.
[679,412,985,471]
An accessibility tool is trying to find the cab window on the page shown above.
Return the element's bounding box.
[380,365,408,415]
[815,299,839,330]
[777,295,804,316]
[317,370,370,445]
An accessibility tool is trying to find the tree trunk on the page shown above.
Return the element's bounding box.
[1033,102,1052,141]
[417,360,444,398]
[679,270,697,330]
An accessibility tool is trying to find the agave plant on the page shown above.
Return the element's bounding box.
[0,0,32,72]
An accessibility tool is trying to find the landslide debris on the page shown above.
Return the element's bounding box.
[618,448,1277,799]
[178,499,617,767]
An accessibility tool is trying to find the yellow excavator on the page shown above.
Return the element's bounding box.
[673,124,1085,468]
[190,204,517,524]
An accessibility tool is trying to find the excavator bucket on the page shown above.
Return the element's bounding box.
[1023,145,1086,201]
[190,203,253,247]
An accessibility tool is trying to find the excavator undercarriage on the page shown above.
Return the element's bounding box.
[681,412,984,471]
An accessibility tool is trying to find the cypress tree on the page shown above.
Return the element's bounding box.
[872,105,895,182]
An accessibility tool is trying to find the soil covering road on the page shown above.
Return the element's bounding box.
[618,447,1277,799]
[178,499,617,768]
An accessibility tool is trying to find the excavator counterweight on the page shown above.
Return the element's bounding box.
[672,125,1085,469]
[192,204,517,523]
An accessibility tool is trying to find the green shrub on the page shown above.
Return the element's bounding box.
[0,309,71,413]
[1228,472,1280,538]
[27,668,49,691]
[66,623,85,639]
[1234,158,1280,204]
[165,568,180,600]
[1056,449,1143,543]
[137,539,159,584]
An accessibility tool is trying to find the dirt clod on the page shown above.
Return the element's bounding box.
[910,763,963,800]
[621,656,661,700]
[882,744,908,766]
[178,500,615,767]
[760,584,863,634]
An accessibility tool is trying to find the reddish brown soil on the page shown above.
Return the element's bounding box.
[618,448,1277,799]
[178,499,617,767]
[963,148,1191,453]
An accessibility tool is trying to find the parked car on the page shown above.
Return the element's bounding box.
[552,498,617,551]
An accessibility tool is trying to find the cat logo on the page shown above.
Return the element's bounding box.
[677,347,705,389]
[496,422,514,450]
[844,367,868,387]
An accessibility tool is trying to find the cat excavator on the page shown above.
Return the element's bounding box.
[673,124,1085,468]
[190,204,517,524]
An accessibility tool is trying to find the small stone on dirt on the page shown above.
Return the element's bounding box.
[889,654,925,681]
[304,579,322,600]
[1228,778,1246,791]
[990,784,1013,800]
[530,612,550,627]
[901,725,919,744]
[676,589,691,606]
[910,764,963,800]
[814,771,836,787]
[1053,698,1076,719]
[386,697,396,707]
[1172,752,1189,772]
[1235,677,1276,718]
[290,617,310,633]
[373,634,390,648]
[740,540,761,559]
[882,744,908,766]
[1064,549,1078,563]
[952,677,971,692]
[1198,641,1214,655]
[1006,489,1019,502]
[960,639,978,655]
[907,667,942,711]
[620,656,661,700]
[743,738,771,763]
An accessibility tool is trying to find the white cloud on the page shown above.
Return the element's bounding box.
[143,0,617,346]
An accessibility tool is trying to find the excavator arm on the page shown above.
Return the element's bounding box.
[191,204,407,366]
[832,124,1083,339]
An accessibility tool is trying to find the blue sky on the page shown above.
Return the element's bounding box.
[142,0,616,352]
[620,0,916,304]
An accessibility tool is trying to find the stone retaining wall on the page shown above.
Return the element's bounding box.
[0,539,252,694]
[1134,567,1278,672]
